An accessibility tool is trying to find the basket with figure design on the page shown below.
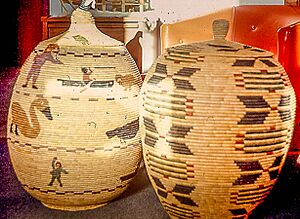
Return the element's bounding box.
[7,0,142,211]
[140,19,296,218]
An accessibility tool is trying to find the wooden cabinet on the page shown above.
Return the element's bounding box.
[41,16,143,73]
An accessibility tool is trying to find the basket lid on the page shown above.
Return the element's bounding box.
[56,0,123,47]
[167,19,273,58]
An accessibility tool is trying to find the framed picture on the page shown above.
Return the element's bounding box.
[51,0,152,16]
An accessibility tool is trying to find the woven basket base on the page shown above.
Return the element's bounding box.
[41,201,107,211]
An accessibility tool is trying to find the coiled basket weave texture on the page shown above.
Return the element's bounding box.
[7,6,142,211]
[140,19,296,219]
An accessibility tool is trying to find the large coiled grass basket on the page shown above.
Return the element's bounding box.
[7,2,142,211]
[140,19,296,218]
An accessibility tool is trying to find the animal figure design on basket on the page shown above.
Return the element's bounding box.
[106,118,139,143]
[115,74,136,91]
[22,44,63,89]
[72,35,90,45]
[10,98,53,138]
[48,157,69,187]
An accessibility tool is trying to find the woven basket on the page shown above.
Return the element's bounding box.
[7,3,142,211]
[140,19,296,218]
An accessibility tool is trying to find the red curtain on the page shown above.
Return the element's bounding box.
[18,0,49,66]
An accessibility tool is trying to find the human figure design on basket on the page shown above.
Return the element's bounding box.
[80,67,96,93]
[48,157,68,187]
[22,44,63,89]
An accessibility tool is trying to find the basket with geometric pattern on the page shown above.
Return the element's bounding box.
[140,19,296,219]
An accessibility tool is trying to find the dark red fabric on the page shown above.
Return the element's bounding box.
[42,0,50,16]
[18,0,49,66]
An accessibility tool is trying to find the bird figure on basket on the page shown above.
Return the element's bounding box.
[10,98,53,138]
[72,35,90,45]
[106,118,139,143]
[48,157,69,187]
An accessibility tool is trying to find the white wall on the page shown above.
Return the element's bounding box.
[138,0,239,72]
[150,0,238,23]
